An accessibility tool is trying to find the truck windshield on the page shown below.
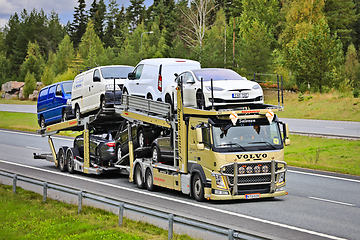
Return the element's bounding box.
[212,121,283,152]
[101,66,134,79]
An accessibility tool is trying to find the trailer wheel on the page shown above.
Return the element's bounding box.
[58,148,67,172]
[145,168,156,191]
[66,149,75,174]
[192,173,205,202]
[134,164,145,189]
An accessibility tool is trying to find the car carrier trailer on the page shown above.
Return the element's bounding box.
[34,77,290,201]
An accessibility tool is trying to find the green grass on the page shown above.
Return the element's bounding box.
[0,184,193,240]
[286,135,360,176]
[0,98,37,105]
[0,111,79,137]
[264,90,360,121]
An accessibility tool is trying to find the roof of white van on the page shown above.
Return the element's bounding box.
[138,58,200,65]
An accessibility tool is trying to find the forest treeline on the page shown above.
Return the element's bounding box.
[1,0,360,98]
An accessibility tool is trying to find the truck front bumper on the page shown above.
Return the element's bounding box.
[205,188,287,201]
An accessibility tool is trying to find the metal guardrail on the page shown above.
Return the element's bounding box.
[0,170,268,240]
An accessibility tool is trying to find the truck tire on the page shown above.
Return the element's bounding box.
[192,173,205,202]
[58,148,67,172]
[134,164,145,189]
[66,148,77,174]
[145,168,156,191]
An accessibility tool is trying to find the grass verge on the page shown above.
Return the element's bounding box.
[0,184,193,240]
[0,98,37,105]
[286,135,360,176]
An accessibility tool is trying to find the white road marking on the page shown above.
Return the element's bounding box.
[325,127,344,129]
[289,170,360,183]
[308,196,355,207]
[25,146,42,151]
[0,160,346,240]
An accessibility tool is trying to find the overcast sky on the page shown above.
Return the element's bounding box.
[0,0,153,28]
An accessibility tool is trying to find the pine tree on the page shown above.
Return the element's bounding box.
[104,0,120,48]
[20,41,45,83]
[89,0,106,41]
[54,35,75,75]
[325,0,358,51]
[70,0,87,48]
[126,0,146,31]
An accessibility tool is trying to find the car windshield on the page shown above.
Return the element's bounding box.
[212,121,282,151]
[100,66,134,79]
[193,69,247,81]
[63,82,73,94]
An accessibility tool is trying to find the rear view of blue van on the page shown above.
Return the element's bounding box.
[37,80,73,128]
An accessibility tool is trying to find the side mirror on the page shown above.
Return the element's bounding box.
[93,76,101,82]
[128,72,135,80]
[56,90,62,96]
[283,123,290,146]
[196,128,203,143]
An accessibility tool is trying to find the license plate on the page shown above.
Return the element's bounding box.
[232,93,249,98]
[245,193,260,199]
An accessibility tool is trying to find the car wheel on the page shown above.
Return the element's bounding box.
[134,164,145,189]
[40,116,46,129]
[145,168,156,191]
[123,88,128,95]
[100,97,105,110]
[58,148,67,172]
[116,144,122,163]
[147,94,153,100]
[138,129,145,148]
[75,105,81,120]
[61,111,67,122]
[95,148,101,165]
[196,92,205,110]
[151,145,160,163]
[165,94,173,113]
[66,149,75,174]
[192,173,205,202]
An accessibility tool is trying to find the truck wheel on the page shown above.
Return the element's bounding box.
[192,173,205,202]
[134,164,145,189]
[145,168,156,191]
[66,149,75,174]
[151,145,160,163]
[40,116,46,129]
[58,148,67,172]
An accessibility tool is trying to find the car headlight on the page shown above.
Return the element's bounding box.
[66,99,71,105]
[252,84,261,90]
[105,84,120,91]
[205,86,224,91]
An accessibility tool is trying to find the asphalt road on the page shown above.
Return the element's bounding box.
[0,129,359,240]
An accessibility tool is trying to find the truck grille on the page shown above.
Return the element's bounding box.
[220,161,285,195]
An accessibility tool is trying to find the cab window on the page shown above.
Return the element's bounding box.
[56,84,62,96]
[133,65,144,80]
[93,69,101,81]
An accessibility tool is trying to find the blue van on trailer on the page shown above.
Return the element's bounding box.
[37,80,73,128]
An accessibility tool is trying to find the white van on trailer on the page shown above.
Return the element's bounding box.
[123,58,200,101]
[72,65,134,119]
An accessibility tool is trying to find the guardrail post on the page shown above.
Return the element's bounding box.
[43,182,47,202]
[228,229,234,240]
[118,202,124,226]
[168,214,174,240]
[12,174,17,193]
[78,191,83,214]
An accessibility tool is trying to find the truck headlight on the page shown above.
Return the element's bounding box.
[105,84,120,91]
[212,174,227,189]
